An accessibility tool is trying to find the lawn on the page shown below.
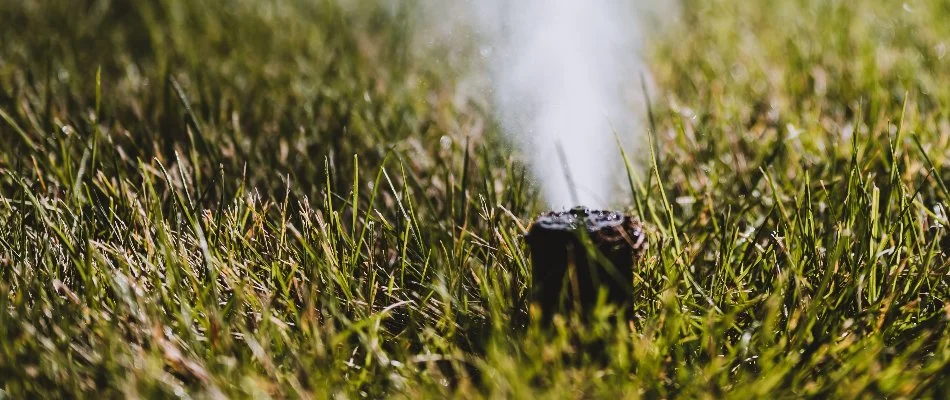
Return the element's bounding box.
[1,0,949,397]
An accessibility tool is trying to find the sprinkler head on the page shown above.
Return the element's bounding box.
[525,206,647,322]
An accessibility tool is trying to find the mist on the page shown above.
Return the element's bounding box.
[416,0,664,209]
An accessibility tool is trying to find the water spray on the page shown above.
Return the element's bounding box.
[416,0,663,319]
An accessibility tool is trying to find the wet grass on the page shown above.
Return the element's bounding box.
[1,0,949,397]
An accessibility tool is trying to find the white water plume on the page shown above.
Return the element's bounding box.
[417,1,669,209]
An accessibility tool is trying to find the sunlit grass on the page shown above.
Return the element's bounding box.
[1,0,948,397]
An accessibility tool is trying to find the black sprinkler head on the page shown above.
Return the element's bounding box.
[525,206,647,322]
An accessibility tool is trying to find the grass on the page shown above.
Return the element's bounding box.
[1,0,949,397]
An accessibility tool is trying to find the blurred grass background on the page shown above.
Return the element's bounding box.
[1,0,949,397]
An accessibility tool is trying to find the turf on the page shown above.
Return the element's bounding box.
[1,0,949,398]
